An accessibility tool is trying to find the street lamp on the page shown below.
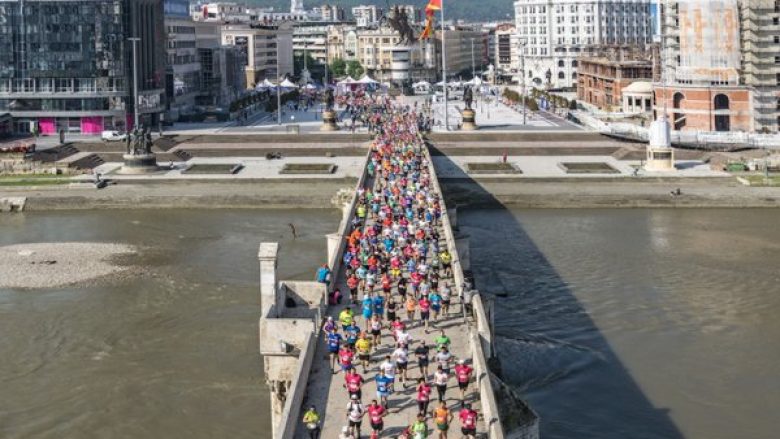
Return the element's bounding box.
[518,36,527,125]
[128,37,141,129]
[277,40,282,125]
[470,37,475,79]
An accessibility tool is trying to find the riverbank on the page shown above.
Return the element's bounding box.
[2,177,778,210]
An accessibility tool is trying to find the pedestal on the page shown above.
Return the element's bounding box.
[118,153,159,174]
[320,110,339,131]
[645,148,675,172]
[461,108,478,131]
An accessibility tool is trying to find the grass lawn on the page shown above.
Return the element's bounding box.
[742,174,780,187]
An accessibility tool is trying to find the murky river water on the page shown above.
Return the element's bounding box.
[1,208,778,439]
[0,209,339,439]
[461,208,780,439]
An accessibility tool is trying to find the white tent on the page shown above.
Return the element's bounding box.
[303,83,318,90]
[262,78,277,87]
[465,77,483,86]
[279,78,298,88]
[413,80,431,88]
[336,76,357,85]
[357,74,378,84]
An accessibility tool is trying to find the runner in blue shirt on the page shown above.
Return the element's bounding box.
[375,370,393,409]
[345,323,361,348]
[372,295,385,321]
[361,295,374,326]
[429,291,443,322]
[326,330,343,373]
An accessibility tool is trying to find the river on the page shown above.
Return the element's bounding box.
[0,209,339,439]
[1,208,777,439]
[461,208,780,439]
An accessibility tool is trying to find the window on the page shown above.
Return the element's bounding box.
[558,71,565,79]
[558,60,565,67]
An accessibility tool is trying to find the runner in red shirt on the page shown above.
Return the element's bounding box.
[454,359,474,401]
[367,399,387,435]
[339,346,355,373]
[416,377,432,414]
[344,367,364,401]
[458,404,478,439]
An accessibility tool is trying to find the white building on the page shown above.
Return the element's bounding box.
[513,0,654,89]
[352,5,382,27]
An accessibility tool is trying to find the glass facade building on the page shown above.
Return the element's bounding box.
[0,0,166,134]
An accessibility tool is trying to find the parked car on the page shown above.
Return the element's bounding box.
[101,130,127,142]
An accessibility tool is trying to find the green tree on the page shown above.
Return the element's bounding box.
[330,58,347,77]
[346,60,364,78]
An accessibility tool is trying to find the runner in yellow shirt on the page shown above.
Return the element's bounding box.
[355,332,373,373]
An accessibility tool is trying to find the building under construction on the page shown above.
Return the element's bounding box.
[655,0,779,133]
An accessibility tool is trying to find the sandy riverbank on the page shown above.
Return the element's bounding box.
[0,242,136,288]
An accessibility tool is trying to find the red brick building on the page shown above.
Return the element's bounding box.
[577,58,653,112]
[654,86,754,132]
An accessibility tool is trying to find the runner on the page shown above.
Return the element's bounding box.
[434,330,451,352]
[338,344,355,374]
[345,321,361,349]
[355,332,372,373]
[433,365,449,402]
[439,282,451,316]
[418,294,431,333]
[326,327,343,373]
[374,369,393,410]
[361,294,373,327]
[429,289,443,322]
[369,314,383,348]
[458,404,478,439]
[416,377,432,414]
[392,343,410,388]
[432,401,453,439]
[367,399,387,437]
[386,296,397,323]
[339,306,355,331]
[405,295,417,324]
[346,394,365,439]
[410,413,429,439]
[454,359,474,402]
[302,405,321,439]
[344,367,364,400]
[435,346,453,374]
[414,341,431,379]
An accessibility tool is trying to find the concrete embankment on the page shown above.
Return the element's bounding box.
[1,179,357,211]
[439,179,780,209]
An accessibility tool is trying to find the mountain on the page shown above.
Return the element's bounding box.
[246,0,515,22]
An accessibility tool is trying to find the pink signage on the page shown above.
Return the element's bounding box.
[39,118,56,135]
[80,116,103,134]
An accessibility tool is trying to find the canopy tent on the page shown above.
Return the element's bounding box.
[465,77,483,86]
[336,76,357,85]
[262,78,277,87]
[412,80,431,88]
[279,78,298,88]
[356,74,378,84]
[303,83,318,90]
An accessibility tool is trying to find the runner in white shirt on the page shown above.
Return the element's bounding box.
[433,366,449,402]
[396,329,412,347]
[392,345,410,387]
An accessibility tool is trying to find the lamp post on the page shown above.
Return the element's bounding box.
[440,2,448,130]
[470,37,475,79]
[277,40,282,125]
[518,37,527,125]
[128,37,141,129]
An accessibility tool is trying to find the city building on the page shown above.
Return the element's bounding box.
[355,26,437,83]
[316,4,345,22]
[195,2,253,22]
[436,27,489,78]
[494,23,517,78]
[0,0,167,135]
[221,23,294,88]
[166,0,205,119]
[513,0,654,89]
[576,47,654,112]
[352,5,382,27]
[654,0,769,133]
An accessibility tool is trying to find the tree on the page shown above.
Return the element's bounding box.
[346,60,364,78]
[330,58,347,77]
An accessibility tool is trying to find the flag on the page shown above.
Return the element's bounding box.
[419,1,439,40]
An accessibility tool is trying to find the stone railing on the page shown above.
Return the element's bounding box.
[275,331,317,439]
[423,143,507,438]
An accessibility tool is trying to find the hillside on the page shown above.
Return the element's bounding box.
[247,0,514,22]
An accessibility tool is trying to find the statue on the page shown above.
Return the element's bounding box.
[126,126,153,155]
[387,5,416,45]
[463,86,474,110]
[323,88,335,111]
[545,68,552,85]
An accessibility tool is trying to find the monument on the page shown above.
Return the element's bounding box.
[320,88,339,131]
[645,115,675,172]
[461,86,478,131]
[118,126,159,174]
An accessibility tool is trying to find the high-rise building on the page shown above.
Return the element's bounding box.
[655,0,779,133]
[0,0,167,135]
[221,23,294,88]
[513,0,654,89]
[352,5,382,27]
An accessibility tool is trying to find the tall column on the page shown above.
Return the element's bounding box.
[259,242,279,317]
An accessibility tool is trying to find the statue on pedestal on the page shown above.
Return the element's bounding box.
[323,88,335,111]
[463,86,474,110]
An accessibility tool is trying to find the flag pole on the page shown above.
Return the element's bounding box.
[440,0,448,130]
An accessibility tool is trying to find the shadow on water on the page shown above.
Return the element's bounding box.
[430,144,685,439]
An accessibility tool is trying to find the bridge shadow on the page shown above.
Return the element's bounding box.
[430,144,685,439]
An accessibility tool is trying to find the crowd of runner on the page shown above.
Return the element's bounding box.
[303,93,479,439]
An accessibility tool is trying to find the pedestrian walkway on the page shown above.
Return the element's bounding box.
[297,98,484,439]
